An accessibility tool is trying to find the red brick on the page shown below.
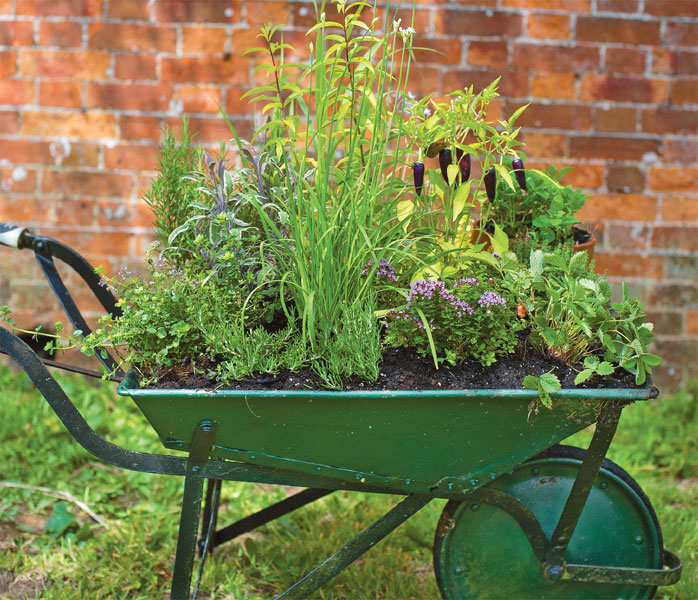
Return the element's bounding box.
[0,0,10,14]
[607,165,645,193]
[577,193,657,221]
[527,14,570,40]
[641,108,698,136]
[412,36,462,66]
[114,54,157,81]
[95,200,155,228]
[512,103,593,131]
[664,22,698,48]
[580,76,668,103]
[598,0,638,11]
[55,198,95,227]
[55,142,100,168]
[662,138,698,165]
[651,49,698,76]
[42,170,133,198]
[245,1,290,26]
[120,115,162,141]
[154,0,233,23]
[595,253,663,279]
[175,85,222,114]
[16,0,102,16]
[0,196,47,223]
[594,107,637,133]
[687,310,698,335]
[0,139,53,164]
[0,166,37,193]
[670,79,698,105]
[644,0,698,17]
[501,0,591,11]
[20,50,110,80]
[38,81,81,108]
[530,72,575,99]
[570,136,659,161]
[22,111,117,139]
[39,21,82,47]
[166,116,253,143]
[652,226,698,252]
[521,132,567,158]
[435,10,522,37]
[0,51,17,77]
[512,43,600,73]
[0,21,34,46]
[0,111,19,134]
[607,223,650,251]
[643,310,684,336]
[108,0,149,19]
[467,41,509,68]
[649,167,698,192]
[0,80,33,105]
[605,47,645,75]
[86,83,173,112]
[442,69,528,98]
[576,16,660,45]
[181,26,227,55]
[225,87,255,115]
[558,163,605,189]
[89,23,177,53]
[104,144,158,171]
[161,57,249,84]
[648,284,698,308]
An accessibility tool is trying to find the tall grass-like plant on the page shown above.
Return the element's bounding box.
[227,0,419,353]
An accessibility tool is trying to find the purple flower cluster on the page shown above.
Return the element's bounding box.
[478,291,507,309]
[407,280,475,318]
[387,308,434,330]
[453,277,480,288]
[361,258,397,282]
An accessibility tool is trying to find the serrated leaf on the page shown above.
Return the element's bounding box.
[522,375,539,390]
[575,369,594,385]
[539,372,561,395]
[583,355,599,369]
[641,353,662,367]
[597,361,615,375]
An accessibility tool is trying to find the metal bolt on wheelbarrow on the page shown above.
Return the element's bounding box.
[0,222,683,599]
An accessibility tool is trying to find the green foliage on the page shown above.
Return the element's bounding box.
[522,371,561,409]
[574,355,615,385]
[513,249,661,384]
[142,120,200,260]
[484,164,589,259]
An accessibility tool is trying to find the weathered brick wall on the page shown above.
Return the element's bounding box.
[0,0,696,387]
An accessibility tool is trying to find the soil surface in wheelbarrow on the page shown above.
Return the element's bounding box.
[148,330,637,391]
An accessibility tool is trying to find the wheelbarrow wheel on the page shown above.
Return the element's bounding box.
[433,445,663,600]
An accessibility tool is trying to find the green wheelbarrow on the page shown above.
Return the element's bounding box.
[0,223,683,599]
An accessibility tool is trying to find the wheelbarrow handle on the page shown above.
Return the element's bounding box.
[0,223,28,248]
[0,224,123,377]
[0,324,187,476]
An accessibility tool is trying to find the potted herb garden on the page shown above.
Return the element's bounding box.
[1,3,675,598]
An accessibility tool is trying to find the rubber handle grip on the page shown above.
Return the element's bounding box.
[0,223,27,248]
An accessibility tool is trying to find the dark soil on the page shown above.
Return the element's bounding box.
[148,331,637,391]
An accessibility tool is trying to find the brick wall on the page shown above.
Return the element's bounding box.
[0,0,696,388]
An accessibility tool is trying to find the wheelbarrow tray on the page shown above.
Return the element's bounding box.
[119,370,655,496]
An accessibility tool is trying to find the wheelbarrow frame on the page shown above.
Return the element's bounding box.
[0,223,682,599]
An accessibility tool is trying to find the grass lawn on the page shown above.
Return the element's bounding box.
[0,361,696,599]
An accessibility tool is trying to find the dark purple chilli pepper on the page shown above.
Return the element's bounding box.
[512,157,526,191]
[439,148,452,183]
[413,161,425,196]
[459,153,471,182]
[484,168,496,201]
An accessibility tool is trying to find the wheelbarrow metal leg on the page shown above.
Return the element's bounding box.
[545,404,622,569]
[198,479,222,557]
[171,422,217,600]
[275,494,431,600]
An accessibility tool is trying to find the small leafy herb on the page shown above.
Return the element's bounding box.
[523,371,561,409]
